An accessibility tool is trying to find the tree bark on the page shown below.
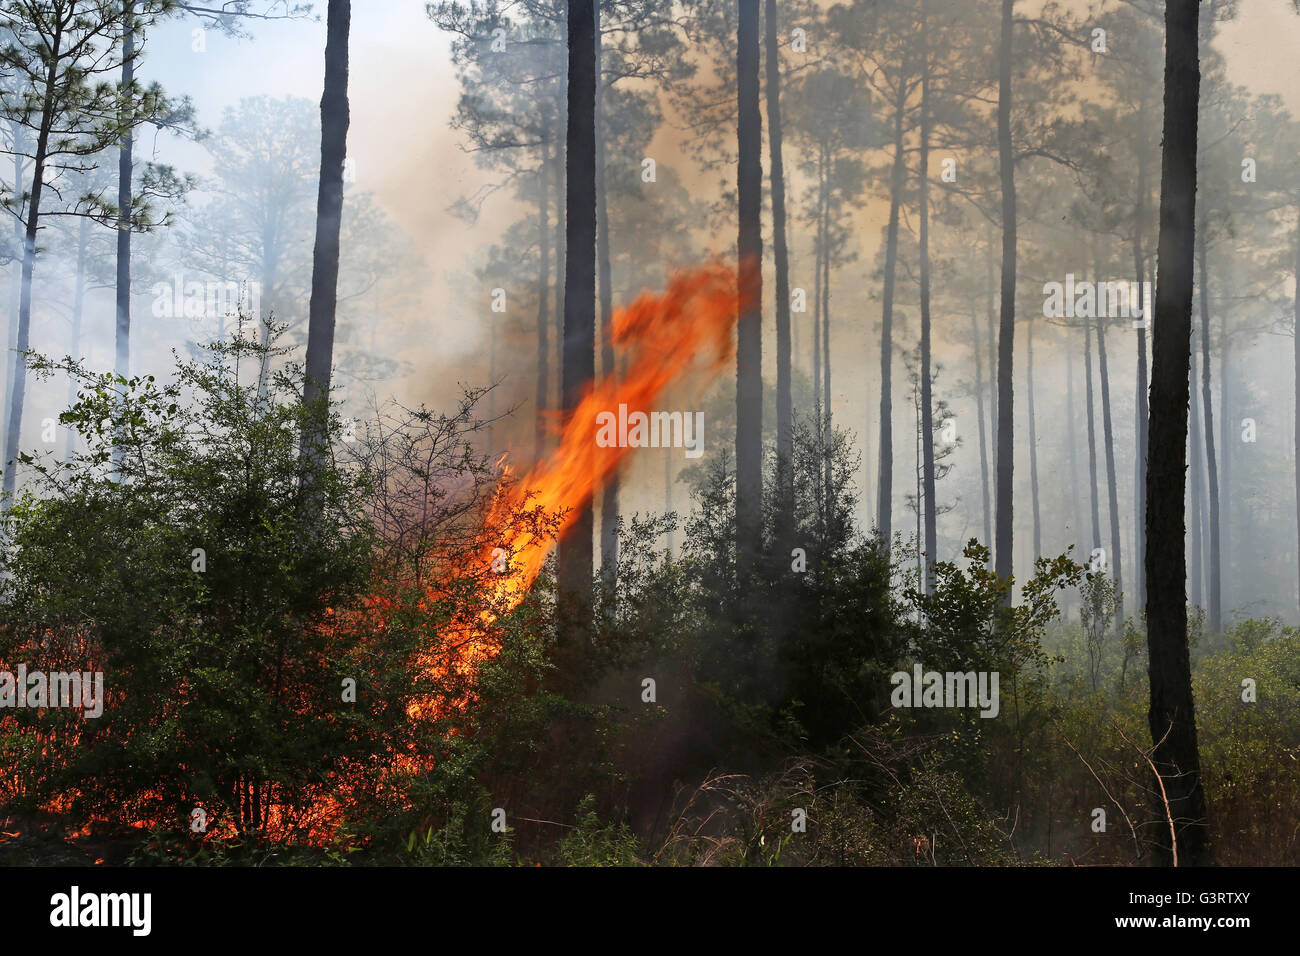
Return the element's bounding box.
[65,216,89,464]
[301,0,351,473]
[3,40,61,503]
[765,0,793,547]
[1133,86,1150,612]
[1294,202,1300,615]
[813,142,824,466]
[1218,321,1230,624]
[1084,315,1102,554]
[1145,0,1211,866]
[534,145,550,464]
[1197,225,1221,634]
[821,144,832,517]
[1066,330,1082,557]
[994,0,1017,590]
[1027,317,1041,561]
[3,136,24,468]
[596,21,618,586]
[735,0,764,578]
[971,308,992,549]
[875,62,907,546]
[1189,331,1204,608]
[919,7,937,588]
[558,0,597,602]
[1097,311,1125,631]
[115,1,135,392]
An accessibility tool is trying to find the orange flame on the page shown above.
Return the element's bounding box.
[487,257,753,613]
[404,259,753,719]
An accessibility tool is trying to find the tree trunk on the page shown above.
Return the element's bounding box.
[1218,323,1230,624]
[813,143,824,461]
[554,138,565,424]
[1294,202,1300,616]
[301,0,351,473]
[1066,331,1082,558]
[918,10,937,588]
[1197,226,1221,634]
[993,0,1017,589]
[1027,317,1041,561]
[557,0,597,603]
[115,0,135,395]
[3,139,24,467]
[821,147,832,517]
[596,23,618,587]
[986,237,998,524]
[534,145,550,464]
[65,216,89,464]
[875,64,907,546]
[971,308,992,549]
[1145,0,1211,866]
[735,0,764,578]
[1133,87,1150,612]
[1135,322,1149,601]
[255,239,279,400]
[1189,331,1204,608]
[1084,316,1102,554]
[665,448,674,555]
[765,0,793,547]
[1097,312,1125,630]
[2,52,59,504]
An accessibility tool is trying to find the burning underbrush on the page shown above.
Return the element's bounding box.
[0,263,752,859]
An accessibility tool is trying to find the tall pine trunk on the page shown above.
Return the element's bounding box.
[993,0,1017,589]
[554,134,565,420]
[1218,326,1230,624]
[813,143,824,473]
[1133,87,1150,610]
[735,0,763,578]
[1097,312,1125,630]
[301,0,351,475]
[821,146,832,516]
[1066,333,1082,556]
[1084,317,1102,553]
[1294,202,1300,615]
[3,140,24,468]
[65,215,88,463]
[1026,318,1040,560]
[115,1,135,392]
[972,307,992,549]
[1197,226,1221,634]
[918,10,937,587]
[596,22,618,586]
[535,146,550,463]
[765,0,793,545]
[557,0,597,603]
[1189,333,1205,607]
[2,51,59,503]
[1145,0,1211,866]
[875,64,907,546]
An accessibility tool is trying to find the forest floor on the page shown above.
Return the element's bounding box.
[0,811,132,866]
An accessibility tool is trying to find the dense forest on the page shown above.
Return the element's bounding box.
[1,0,1299,869]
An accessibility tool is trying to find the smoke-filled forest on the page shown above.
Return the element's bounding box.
[1,0,1300,893]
